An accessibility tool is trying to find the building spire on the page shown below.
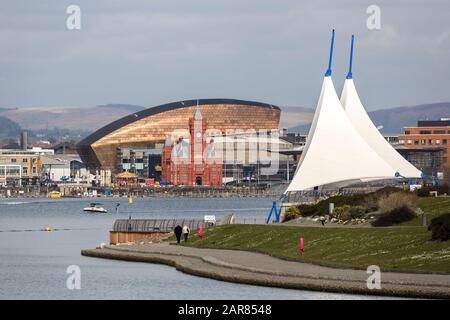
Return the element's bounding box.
[194,99,202,120]
[346,34,355,79]
[324,29,335,77]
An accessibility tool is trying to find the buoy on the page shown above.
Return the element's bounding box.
[43,226,52,232]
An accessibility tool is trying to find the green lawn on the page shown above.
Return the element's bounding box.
[401,197,450,226]
[183,224,450,274]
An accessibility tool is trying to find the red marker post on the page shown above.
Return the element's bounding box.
[198,226,203,246]
[299,237,305,259]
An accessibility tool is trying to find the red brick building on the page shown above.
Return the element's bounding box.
[398,119,450,177]
[161,105,222,185]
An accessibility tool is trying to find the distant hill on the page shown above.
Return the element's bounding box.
[283,102,450,134]
[279,106,314,131]
[1,104,145,131]
[368,102,450,133]
[2,102,449,136]
[0,107,17,113]
[0,116,22,138]
[97,104,145,112]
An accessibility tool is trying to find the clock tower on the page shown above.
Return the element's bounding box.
[161,99,223,186]
[189,100,207,185]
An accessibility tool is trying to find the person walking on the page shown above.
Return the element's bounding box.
[320,216,326,226]
[174,225,182,244]
[182,225,190,242]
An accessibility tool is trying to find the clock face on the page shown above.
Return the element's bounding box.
[196,132,202,139]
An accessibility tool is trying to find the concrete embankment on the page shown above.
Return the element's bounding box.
[81,243,450,299]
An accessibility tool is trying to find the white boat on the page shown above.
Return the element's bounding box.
[83,203,107,213]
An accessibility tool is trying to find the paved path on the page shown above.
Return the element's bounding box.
[82,242,450,299]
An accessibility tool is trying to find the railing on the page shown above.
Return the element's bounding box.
[112,219,204,232]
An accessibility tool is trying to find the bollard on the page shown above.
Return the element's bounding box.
[299,237,304,259]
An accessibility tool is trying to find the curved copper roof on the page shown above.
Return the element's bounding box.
[77,98,280,147]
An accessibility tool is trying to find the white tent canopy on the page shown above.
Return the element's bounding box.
[285,76,397,193]
[284,31,420,195]
[340,79,422,178]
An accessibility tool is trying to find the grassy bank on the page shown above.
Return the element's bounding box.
[400,197,450,226]
[183,224,450,274]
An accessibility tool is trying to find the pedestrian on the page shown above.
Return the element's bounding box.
[182,225,190,242]
[174,225,182,244]
[320,216,326,226]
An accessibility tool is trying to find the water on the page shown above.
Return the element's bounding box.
[0,197,390,299]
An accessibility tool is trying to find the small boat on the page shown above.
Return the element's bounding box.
[83,203,107,213]
[48,191,61,199]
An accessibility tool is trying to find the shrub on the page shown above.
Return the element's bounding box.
[371,205,416,227]
[296,187,402,217]
[348,206,365,219]
[333,205,351,220]
[417,185,450,197]
[428,213,450,241]
[284,207,301,222]
[417,188,430,197]
[377,192,417,214]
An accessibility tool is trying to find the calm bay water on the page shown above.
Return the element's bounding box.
[0,197,390,300]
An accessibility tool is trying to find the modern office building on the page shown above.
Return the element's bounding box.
[397,119,450,180]
[0,149,44,185]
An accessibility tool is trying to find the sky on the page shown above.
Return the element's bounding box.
[0,0,449,111]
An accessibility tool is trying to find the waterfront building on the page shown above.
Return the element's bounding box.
[161,104,222,186]
[284,32,427,203]
[77,98,280,185]
[398,119,450,168]
[286,32,404,199]
[398,118,450,180]
[40,154,88,183]
[0,149,47,186]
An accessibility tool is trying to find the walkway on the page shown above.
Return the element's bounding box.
[82,242,450,299]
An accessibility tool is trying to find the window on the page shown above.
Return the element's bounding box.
[443,139,448,145]
[436,139,441,145]
[421,139,426,145]
[399,140,405,144]
[11,158,16,163]
[407,140,412,144]
[405,130,410,135]
[32,167,36,174]
[414,140,419,145]
[22,158,28,163]
[429,139,433,145]
[419,130,431,134]
[22,167,28,175]
[434,130,445,134]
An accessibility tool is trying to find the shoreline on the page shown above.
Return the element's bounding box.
[81,243,450,299]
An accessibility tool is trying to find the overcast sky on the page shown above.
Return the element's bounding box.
[0,0,449,110]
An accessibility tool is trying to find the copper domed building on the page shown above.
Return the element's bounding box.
[77,98,281,184]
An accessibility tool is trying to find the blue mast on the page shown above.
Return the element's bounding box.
[324,29,335,77]
[346,34,355,79]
